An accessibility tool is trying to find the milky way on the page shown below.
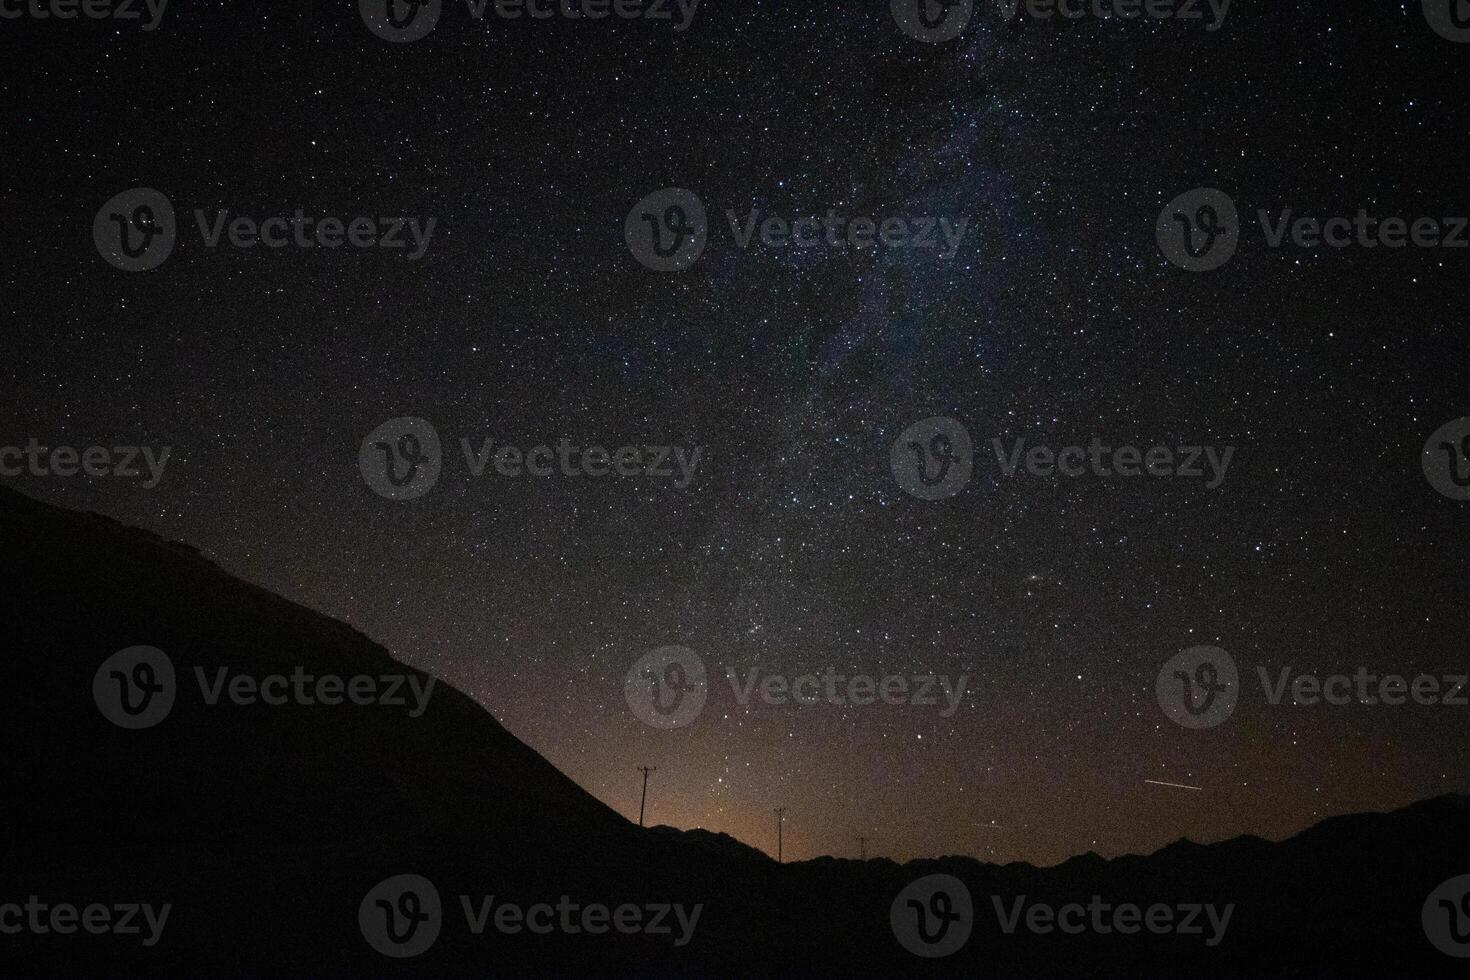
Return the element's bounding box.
[3,0,1468,865]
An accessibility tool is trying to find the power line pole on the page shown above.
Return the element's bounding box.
[636,766,657,827]
[774,807,786,864]
[855,836,868,861]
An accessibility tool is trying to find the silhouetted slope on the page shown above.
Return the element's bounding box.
[4,484,631,846]
[647,826,774,864]
[3,486,1468,978]
[1,485,671,974]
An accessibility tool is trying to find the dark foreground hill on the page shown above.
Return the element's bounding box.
[2,485,1467,977]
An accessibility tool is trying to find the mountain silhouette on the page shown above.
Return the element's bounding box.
[4,485,1468,977]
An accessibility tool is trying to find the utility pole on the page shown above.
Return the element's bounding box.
[855,836,869,861]
[636,766,657,827]
[774,807,786,864]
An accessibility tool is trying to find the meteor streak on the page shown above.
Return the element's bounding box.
[1145,779,1203,791]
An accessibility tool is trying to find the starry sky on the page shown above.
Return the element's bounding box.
[3,0,1469,866]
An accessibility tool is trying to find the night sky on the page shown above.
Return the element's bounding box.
[4,0,1469,866]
